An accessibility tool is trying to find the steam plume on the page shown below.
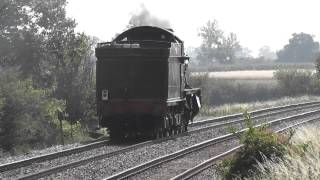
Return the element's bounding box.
[128,4,171,29]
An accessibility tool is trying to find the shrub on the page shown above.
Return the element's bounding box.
[248,125,320,180]
[0,70,65,153]
[189,74,280,106]
[218,112,290,179]
[274,69,313,96]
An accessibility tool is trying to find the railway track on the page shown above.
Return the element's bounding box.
[0,138,111,172]
[105,110,320,180]
[1,101,319,179]
[171,118,319,180]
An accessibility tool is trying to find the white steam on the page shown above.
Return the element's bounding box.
[128,4,171,29]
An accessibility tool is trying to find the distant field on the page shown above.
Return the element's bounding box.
[208,70,275,79]
[190,62,315,72]
[192,69,316,80]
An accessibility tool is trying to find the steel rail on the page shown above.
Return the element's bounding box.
[102,109,320,180]
[189,102,320,133]
[190,101,320,127]
[12,104,320,180]
[3,101,317,173]
[171,116,320,180]
[0,138,110,172]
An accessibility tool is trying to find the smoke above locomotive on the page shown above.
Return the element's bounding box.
[95,26,201,140]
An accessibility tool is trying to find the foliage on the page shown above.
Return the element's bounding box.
[315,55,320,77]
[51,33,97,129]
[277,33,320,63]
[218,113,289,179]
[247,125,320,180]
[0,0,98,153]
[258,46,277,61]
[190,74,280,106]
[197,19,241,65]
[0,70,65,153]
[274,69,313,96]
[0,0,76,82]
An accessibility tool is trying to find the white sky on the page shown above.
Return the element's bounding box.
[66,0,320,56]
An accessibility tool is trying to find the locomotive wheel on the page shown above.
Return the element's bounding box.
[109,122,125,141]
[153,128,160,139]
[109,129,124,141]
[165,130,170,137]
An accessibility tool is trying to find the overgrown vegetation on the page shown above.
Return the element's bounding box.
[248,125,320,179]
[190,67,320,110]
[274,69,314,96]
[0,70,64,154]
[0,0,97,154]
[190,74,281,106]
[217,113,290,179]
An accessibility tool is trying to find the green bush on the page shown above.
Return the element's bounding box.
[0,70,65,153]
[274,69,313,96]
[189,74,280,106]
[218,112,290,179]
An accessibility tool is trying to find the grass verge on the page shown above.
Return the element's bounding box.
[247,124,320,180]
[197,95,320,119]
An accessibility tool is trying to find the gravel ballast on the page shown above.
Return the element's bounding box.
[41,108,320,180]
[1,106,319,179]
[190,118,320,180]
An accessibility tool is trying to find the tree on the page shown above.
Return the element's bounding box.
[277,33,320,63]
[0,0,77,86]
[0,0,97,150]
[258,46,276,61]
[52,33,97,133]
[0,69,65,153]
[197,19,241,64]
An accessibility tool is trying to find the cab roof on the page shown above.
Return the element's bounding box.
[113,26,183,43]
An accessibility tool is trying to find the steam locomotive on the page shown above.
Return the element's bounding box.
[95,26,201,139]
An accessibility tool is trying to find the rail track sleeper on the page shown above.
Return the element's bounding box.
[7,104,320,179]
[103,109,320,180]
[3,101,317,172]
[191,104,320,133]
[190,101,320,127]
[170,145,243,180]
[0,139,110,172]
[15,133,192,180]
[104,134,236,180]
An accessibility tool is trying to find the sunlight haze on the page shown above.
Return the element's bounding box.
[66,0,320,56]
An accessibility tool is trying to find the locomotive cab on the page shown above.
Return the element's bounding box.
[95,26,201,139]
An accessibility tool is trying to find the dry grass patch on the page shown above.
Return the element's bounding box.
[247,125,320,180]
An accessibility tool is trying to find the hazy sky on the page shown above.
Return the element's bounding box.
[66,0,320,56]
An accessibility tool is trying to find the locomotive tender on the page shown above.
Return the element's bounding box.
[95,26,201,139]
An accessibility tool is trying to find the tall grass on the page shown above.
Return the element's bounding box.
[189,75,281,106]
[247,125,320,180]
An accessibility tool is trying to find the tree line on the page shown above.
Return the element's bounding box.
[0,0,97,153]
[194,19,320,66]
